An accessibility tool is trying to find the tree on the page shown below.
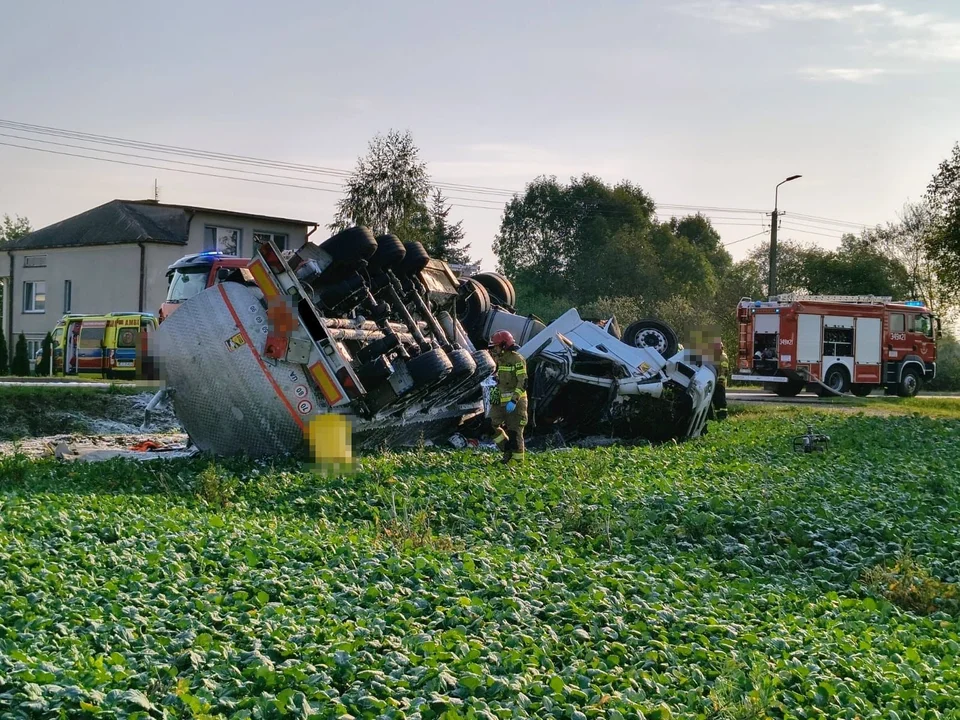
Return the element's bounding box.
[330,130,431,245]
[494,175,661,303]
[426,188,472,264]
[0,214,31,322]
[0,214,31,245]
[0,323,8,375]
[925,143,960,300]
[11,332,30,376]
[745,237,910,299]
[36,332,53,376]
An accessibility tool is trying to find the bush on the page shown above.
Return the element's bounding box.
[11,332,30,376]
[862,551,959,615]
[928,331,960,391]
[35,332,53,376]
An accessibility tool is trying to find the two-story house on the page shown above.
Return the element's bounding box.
[2,199,317,368]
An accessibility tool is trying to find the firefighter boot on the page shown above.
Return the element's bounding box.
[509,431,526,464]
[493,427,512,464]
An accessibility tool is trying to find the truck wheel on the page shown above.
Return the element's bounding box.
[817,365,850,395]
[472,349,497,381]
[369,234,406,273]
[850,383,873,397]
[398,242,431,277]
[897,367,921,397]
[472,272,516,308]
[622,319,679,358]
[407,347,453,388]
[446,347,477,381]
[319,227,378,268]
[456,278,491,331]
[772,379,804,397]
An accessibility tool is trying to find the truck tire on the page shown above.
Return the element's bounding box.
[622,319,679,358]
[850,383,873,397]
[456,278,491,331]
[897,367,921,397]
[319,227,378,268]
[446,347,477,381]
[772,379,805,397]
[472,272,516,308]
[407,347,453,388]
[472,349,497,381]
[369,234,406,273]
[817,365,850,396]
[398,241,431,277]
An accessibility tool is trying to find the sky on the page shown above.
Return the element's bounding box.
[1,0,959,273]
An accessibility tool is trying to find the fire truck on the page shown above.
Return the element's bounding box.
[731,294,940,397]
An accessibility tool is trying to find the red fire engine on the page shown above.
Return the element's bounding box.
[731,294,940,397]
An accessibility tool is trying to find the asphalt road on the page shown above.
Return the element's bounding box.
[728,389,960,403]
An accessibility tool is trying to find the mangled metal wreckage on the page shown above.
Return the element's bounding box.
[144,228,716,458]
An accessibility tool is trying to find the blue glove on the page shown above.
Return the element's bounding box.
[506,400,517,413]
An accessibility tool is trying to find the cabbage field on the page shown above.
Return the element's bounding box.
[2,403,960,719]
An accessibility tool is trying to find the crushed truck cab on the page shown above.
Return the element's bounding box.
[145,228,716,458]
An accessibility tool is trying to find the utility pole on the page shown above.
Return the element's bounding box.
[154,179,159,202]
[769,174,802,298]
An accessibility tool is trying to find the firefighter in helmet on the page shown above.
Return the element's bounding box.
[711,339,729,421]
[488,329,528,463]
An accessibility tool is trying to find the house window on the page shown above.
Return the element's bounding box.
[204,226,241,255]
[64,280,73,313]
[23,255,47,268]
[890,313,904,333]
[253,232,288,251]
[23,281,46,313]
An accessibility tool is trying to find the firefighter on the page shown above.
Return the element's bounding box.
[711,339,729,421]
[488,329,528,464]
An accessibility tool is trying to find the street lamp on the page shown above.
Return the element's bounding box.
[769,174,802,298]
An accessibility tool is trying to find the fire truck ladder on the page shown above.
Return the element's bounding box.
[771,293,893,304]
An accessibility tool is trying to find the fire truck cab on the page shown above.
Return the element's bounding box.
[732,294,939,398]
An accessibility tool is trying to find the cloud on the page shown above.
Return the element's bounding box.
[680,1,960,62]
[799,66,887,82]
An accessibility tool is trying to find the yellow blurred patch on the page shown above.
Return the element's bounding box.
[306,413,354,476]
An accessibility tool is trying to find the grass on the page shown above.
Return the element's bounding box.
[0,384,150,440]
[1,405,959,717]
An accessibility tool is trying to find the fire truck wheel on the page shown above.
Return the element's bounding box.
[897,367,921,397]
[772,379,804,397]
[622,319,679,359]
[819,365,850,395]
[407,347,454,388]
[850,383,873,397]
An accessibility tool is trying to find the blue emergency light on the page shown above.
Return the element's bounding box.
[904,300,925,307]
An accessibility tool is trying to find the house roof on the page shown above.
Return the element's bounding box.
[5,199,318,251]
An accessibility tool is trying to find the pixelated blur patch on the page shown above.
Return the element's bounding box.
[266,294,297,335]
[306,413,354,476]
[224,332,245,351]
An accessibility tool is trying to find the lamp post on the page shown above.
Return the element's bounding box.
[769,174,802,298]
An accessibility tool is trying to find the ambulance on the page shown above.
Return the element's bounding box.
[51,312,159,379]
[732,294,940,397]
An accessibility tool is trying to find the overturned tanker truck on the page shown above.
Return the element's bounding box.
[144,227,716,457]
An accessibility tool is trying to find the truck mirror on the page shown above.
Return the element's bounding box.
[217,268,231,282]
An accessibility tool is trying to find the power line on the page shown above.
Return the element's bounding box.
[779,224,844,239]
[0,117,878,235]
[723,230,768,247]
[0,141,346,194]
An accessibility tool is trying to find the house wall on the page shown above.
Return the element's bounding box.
[5,213,311,368]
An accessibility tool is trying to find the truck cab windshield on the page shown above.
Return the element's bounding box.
[166,268,208,303]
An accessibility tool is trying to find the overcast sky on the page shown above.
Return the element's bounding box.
[2,0,958,271]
